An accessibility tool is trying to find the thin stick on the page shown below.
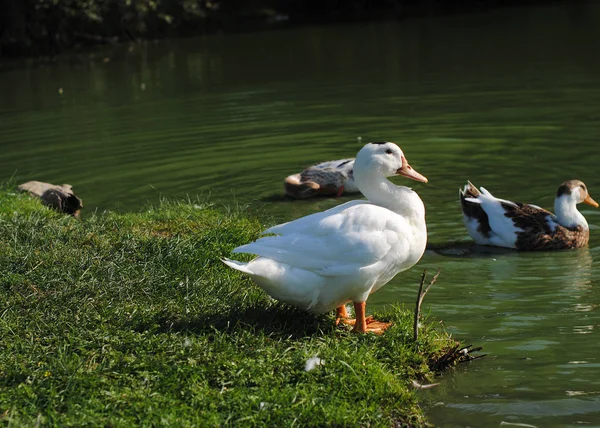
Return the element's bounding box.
[413,268,441,342]
[413,271,427,342]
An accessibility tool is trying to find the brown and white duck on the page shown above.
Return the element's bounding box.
[284,159,360,199]
[459,180,598,250]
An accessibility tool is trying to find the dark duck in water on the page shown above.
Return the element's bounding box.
[284,159,359,199]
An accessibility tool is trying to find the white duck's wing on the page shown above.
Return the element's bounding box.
[233,203,410,277]
[263,200,366,235]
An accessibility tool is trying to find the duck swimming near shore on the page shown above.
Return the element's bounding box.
[459,180,598,250]
[284,158,359,199]
[224,142,428,333]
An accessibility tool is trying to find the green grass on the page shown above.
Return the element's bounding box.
[0,189,458,426]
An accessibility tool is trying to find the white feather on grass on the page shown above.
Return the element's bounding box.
[304,356,324,372]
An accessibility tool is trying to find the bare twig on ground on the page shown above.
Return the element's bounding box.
[411,267,487,372]
[413,268,441,342]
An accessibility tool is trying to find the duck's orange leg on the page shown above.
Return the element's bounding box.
[336,305,369,325]
[336,304,368,325]
[336,304,370,325]
[335,305,349,325]
[350,301,392,334]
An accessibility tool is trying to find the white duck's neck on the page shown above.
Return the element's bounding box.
[554,196,587,229]
[356,171,425,224]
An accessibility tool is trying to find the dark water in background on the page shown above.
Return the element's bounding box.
[2,3,600,426]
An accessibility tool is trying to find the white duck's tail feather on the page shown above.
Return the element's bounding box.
[479,186,493,196]
[221,257,325,312]
[476,187,519,208]
[459,181,520,248]
[222,258,254,275]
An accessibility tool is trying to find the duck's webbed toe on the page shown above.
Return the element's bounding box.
[351,318,392,335]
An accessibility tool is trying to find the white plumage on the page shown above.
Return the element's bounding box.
[463,186,523,248]
[223,142,428,333]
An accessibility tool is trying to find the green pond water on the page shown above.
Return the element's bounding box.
[2,3,600,427]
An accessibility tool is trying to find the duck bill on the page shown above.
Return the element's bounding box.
[584,195,599,208]
[396,161,428,183]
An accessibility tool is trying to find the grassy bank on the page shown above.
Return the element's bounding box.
[0,189,458,426]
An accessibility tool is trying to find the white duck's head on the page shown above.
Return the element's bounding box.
[554,180,598,228]
[352,142,428,216]
[354,142,428,184]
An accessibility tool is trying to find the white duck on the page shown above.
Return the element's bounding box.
[460,180,598,250]
[284,158,359,199]
[223,142,428,333]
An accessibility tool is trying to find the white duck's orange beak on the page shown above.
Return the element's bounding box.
[584,195,599,208]
[397,158,428,183]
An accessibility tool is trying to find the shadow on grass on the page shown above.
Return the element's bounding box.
[133,303,337,338]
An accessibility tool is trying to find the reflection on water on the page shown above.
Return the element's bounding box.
[411,247,600,427]
[447,395,600,417]
[2,3,600,427]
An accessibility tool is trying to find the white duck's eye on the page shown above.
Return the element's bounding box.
[385,149,393,154]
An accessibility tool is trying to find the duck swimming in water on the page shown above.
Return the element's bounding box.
[459,180,598,250]
[224,142,428,333]
[284,158,359,199]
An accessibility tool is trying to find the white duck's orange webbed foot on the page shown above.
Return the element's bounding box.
[349,301,392,334]
[341,316,374,327]
[353,319,393,335]
[335,304,376,327]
